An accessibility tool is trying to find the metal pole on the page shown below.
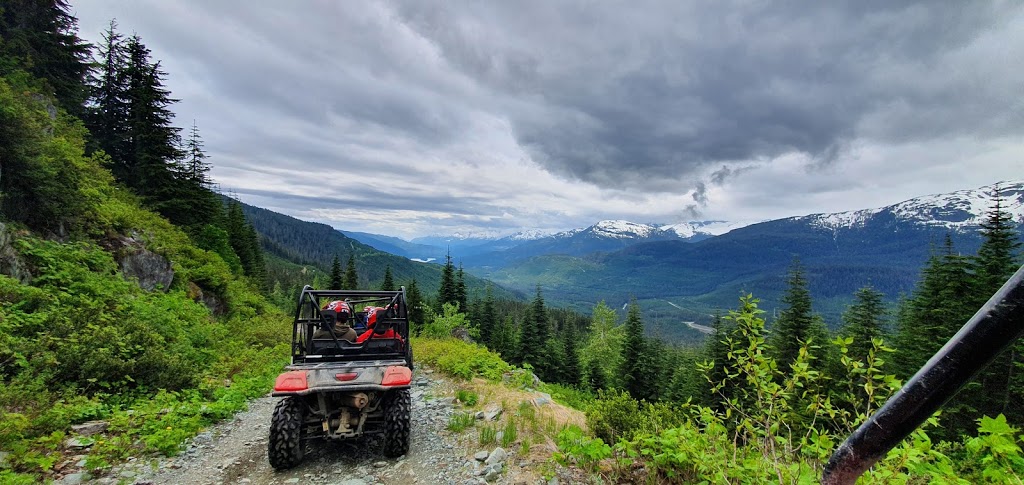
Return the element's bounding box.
[822,264,1024,485]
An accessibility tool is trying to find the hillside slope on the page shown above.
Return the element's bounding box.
[236,200,521,301]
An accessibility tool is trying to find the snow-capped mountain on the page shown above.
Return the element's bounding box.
[798,181,1024,233]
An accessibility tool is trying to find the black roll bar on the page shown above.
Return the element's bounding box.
[822,264,1024,484]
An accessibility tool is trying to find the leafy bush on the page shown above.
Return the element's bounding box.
[554,425,611,470]
[456,389,479,407]
[413,337,513,381]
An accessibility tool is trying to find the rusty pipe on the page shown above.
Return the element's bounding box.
[821,264,1024,485]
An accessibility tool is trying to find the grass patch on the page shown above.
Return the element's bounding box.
[447,412,476,433]
[456,389,479,407]
[479,424,497,446]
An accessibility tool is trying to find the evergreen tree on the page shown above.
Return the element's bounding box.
[0,0,92,116]
[893,236,976,437]
[88,19,129,162]
[183,120,211,186]
[329,255,342,289]
[478,284,497,346]
[455,263,468,311]
[120,34,181,193]
[971,190,1023,423]
[380,265,395,291]
[518,286,550,374]
[561,321,582,386]
[620,299,646,400]
[225,202,255,272]
[769,258,828,372]
[841,285,889,364]
[492,315,518,361]
[437,251,457,310]
[242,220,266,289]
[405,279,425,335]
[343,254,358,289]
[637,337,667,401]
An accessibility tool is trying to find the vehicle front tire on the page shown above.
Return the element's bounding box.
[382,389,411,457]
[268,397,305,470]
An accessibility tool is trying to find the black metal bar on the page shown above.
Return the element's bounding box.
[822,264,1024,485]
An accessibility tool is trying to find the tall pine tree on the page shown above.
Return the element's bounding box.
[437,251,457,311]
[518,286,550,375]
[841,285,889,365]
[329,255,343,289]
[769,258,828,373]
[478,284,497,346]
[343,254,358,289]
[405,279,425,335]
[620,299,646,400]
[380,265,395,291]
[0,0,92,117]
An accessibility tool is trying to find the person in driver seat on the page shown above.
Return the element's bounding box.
[313,300,358,341]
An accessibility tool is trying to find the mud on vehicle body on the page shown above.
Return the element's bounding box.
[268,286,414,470]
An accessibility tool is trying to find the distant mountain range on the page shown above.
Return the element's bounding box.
[331,180,1022,342]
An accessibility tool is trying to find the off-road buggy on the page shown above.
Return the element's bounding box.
[268,286,414,470]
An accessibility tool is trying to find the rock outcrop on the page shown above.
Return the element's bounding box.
[0,222,32,283]
[104,232,174,292]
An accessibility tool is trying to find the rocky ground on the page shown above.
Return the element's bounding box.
[53,367,581,485]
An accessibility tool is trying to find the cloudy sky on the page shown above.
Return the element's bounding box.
[72,1,1024,239]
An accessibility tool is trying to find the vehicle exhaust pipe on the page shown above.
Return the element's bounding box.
[341,392,369,409]
[822,264,1024,485]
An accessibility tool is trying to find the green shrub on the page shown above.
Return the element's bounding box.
[413,338,514,381]
[554,425,611,470]
[456,389,479,407]
[585,389,643,444]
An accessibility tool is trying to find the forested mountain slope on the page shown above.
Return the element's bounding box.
[236,199,520,301]
[480,182,1023,333]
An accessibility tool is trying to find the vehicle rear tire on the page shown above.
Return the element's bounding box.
[268,397,305,470]
[382,389,411,457]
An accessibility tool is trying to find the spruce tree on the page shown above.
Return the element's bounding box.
[437,251,457,311]
[562,321,582,387]
[88,19,129,162]
[518,286,550,374]
[380,265,395,291]
[841,285,888,364]
[0,0,92,116]
[769,258,827,372]
[329,255,343,289]
[455,264,468,311]
[478,284,497,346]
[121,34,181,193]
[184,120,211,186]
[620,299,646,400]
[343,254,358,289]
[971,189,1023,423]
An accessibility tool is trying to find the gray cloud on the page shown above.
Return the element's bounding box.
[70,1,1024,237]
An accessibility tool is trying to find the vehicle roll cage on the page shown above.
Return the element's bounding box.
[290,286,409,365]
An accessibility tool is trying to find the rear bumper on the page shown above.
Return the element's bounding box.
[272,384,411,397]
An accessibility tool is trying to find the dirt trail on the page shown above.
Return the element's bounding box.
[117,367,551,485]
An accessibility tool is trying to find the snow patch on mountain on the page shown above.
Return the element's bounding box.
[504,230,551,241]
[804,181,1024,231]
[661,220,754,237]
[590,220,660,239]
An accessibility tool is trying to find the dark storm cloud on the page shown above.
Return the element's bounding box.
[394,1,1024,190]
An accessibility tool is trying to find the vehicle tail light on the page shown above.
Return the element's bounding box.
[274,371,308,392]
[381,366,412,386]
